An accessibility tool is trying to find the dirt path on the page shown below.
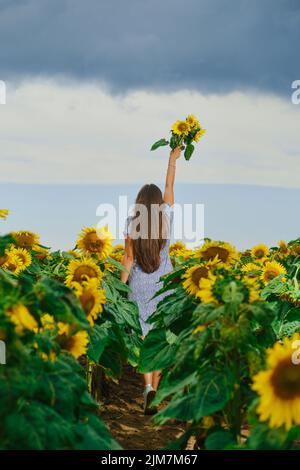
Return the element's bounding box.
[100,365,187,450]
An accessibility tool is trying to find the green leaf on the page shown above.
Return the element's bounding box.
[138,328,177,373]
[285,306,300,322]
[154,368,234,424]
[75,414,122,450]
[280,321,300,337]
[184,143,194,161]
[105,298,142,333]
[103,273,131,294]
[33,276,89,329]
[106,256,127,272]
[247,421,295,450]
[150,287,195,334]
[248,303,276,327]
[205,430,235,450]
[0,234,16,256]
[100,349,122,378]
[151,138,169,151]
[153,371,198,406]
[87,322,111,363]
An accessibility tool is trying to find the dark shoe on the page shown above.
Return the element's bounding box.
[144,390,158,415]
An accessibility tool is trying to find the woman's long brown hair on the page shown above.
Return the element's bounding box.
[130,184,168,273]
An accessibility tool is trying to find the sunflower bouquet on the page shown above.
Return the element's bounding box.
[151,114,205,161]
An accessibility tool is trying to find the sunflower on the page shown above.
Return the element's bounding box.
[251,244,269,262]
[241,262,262,278]
[40,313,55,331]
[65,257,103,288]
[0,254,8,267]
[0,209,9,220]
[196,240,237,266]
[186,115,200,128]
[110,250,124,264]
[291,243,300,256]
[57,322,70,336]
[77,226,113,261]
[261,260,287,284]
[112,244,124,252]
[3,252,23,275]
[7,246,32,270]
[104,244,124,271]
[183,264,212,296]
[66,249,80,258]
[169,241,186,257]
[179,248,194,260]
[278,240,289,255]
[65,331,89,359]
[12,231,40,248]
[73,279,106,326]
[193,129,206,142]
[56,322,89,358]
[252,334,300,430]
[169,241,194,260]
[8,304,38,333]
[240,249,251,258]
[104,262,115,273]
[104,258,123,273]
[244,277,261,303]
[34,313,55,334]
[33,245,49,260]
[280,292,300,306]
[197,274,217,304]
[171,120,190,136]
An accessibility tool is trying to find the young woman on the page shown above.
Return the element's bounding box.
[121,146,181,414]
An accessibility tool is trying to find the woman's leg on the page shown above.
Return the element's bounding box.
[152,370,161,391]
[143,372,153,387]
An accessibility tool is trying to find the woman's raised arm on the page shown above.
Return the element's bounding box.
[163,146,181,206]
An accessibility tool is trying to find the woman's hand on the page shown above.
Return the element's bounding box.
[170,146,182,161]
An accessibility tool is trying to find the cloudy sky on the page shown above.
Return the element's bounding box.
[0,0,299,248]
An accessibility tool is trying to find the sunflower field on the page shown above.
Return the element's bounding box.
[139,238,300,449]
[0,214,141,449]
[1,207,300,450]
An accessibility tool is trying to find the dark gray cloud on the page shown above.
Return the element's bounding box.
[0,0,299,95]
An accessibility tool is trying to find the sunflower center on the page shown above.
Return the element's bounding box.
[293,244,300,255]
[6,261,18,271]
[74,266,97,282]
[83,232,104,253]
[178,123,188,132]
[264,268,280,281]
[202,247,229,262]
[16,254,26,263]
[271,359,300,400]
[65,336,76,351]
[0,255,8,266]
[191,266,209,285]
[254,249,265,259]
[17,234,35,247]
[80,291,95,314]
